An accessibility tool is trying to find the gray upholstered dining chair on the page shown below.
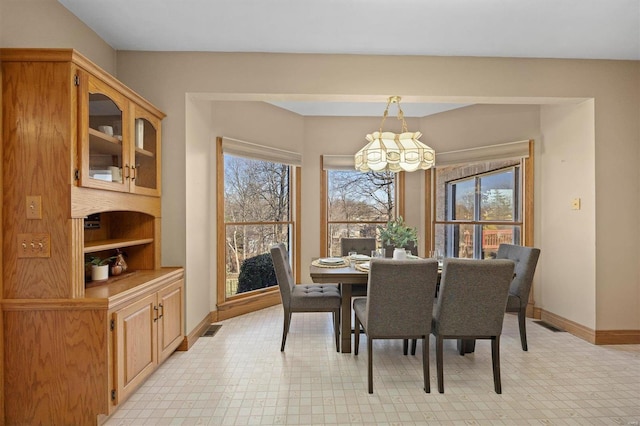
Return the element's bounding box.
[432,258,515,394]
[340,237,376,256]
[496,244,541,351]
[270,243,341,352]
[353,258,439,394]
[340,237,376,297]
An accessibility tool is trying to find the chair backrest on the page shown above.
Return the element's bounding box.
[433,258,515,337]
[496,244,541,305]
[341,237,376,256]
[364,258,439,337]
[270,243,294,307]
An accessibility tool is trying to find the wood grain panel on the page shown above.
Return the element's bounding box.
[113,293,157,405]
[3,309,108,425]
[0,49,166,119]
[1,49,175,424]
[71,186,161,218]
[424,169,433,252]
[216,137,226,307]
[71,217,86,298]
[2,60,74,299]
[158,279,184,363]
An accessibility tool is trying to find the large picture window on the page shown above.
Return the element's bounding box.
[223,155,292,297]
[442,165,521,259]
[430,140,533,260]
[217,137,300,319]
[321,155,401,257]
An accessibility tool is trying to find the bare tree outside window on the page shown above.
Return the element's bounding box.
[327,170,395,256]
[224,155,292,297]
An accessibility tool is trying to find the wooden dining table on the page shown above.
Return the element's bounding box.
[309,260,476,354]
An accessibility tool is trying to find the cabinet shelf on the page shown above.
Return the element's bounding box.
[89,128,122,156]
[135,146,155,158]
[84,237,154,253]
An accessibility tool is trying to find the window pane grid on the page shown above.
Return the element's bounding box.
[223,154,293,300]
[326,169,396,257]
[438,162,522,259]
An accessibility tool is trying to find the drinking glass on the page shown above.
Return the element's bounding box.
[371,248,385,258]
[348,251,357,268]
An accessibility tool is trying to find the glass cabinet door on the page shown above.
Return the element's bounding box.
[78,72,130,192]
[130,106,161,196]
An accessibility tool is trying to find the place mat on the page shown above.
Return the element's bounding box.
[351,254,371,261]
[355,262,370,272]
[311,258,348,268]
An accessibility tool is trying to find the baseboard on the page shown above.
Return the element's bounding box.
[595,329,640,345]
[177,312,212,351]
[216,291,281,321]
[538,309,596,343]
[536,308,640,345]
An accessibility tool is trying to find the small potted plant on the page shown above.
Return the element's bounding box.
[377,216,418,260]
[85,254,116,281]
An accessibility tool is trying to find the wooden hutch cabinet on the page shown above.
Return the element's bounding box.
[1,48,184,425]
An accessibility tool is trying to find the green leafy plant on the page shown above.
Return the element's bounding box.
[377,216,418,248]
[85,254,117,267]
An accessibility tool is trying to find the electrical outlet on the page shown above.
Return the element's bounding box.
[17,233,51,258]
[26,196,42,219]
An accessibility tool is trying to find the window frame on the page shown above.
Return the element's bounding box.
[216,137,301,320]
[443,165,522,258]
[425,139,535,256]
[320,155,405,257]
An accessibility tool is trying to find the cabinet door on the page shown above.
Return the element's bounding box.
[130,105,162,196]
[113,293,158,405]
[78,71,131,192]
[157,279,184,363]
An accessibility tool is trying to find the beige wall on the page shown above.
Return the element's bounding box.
[539,101,597,328]
[2,0,639,336]
[115,51,639,335]
[0,0,116,74]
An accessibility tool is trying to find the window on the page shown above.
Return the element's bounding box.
[430,140,533,260]
[321,155,401,256]
[442,165,521,259]
[223,155,292,296]
[216,137,300,319]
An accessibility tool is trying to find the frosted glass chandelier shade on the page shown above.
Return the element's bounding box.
[354,96,435,173]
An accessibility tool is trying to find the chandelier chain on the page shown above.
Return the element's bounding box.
[379,96,409,134]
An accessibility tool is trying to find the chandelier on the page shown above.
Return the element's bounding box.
[354,96,435,172]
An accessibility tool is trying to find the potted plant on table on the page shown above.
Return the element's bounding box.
[85,254,117,281]
[377,216,418,260]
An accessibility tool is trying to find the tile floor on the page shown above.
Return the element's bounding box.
[106,306,640,425]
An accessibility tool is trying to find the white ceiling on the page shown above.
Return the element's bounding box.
[58,0,640,117]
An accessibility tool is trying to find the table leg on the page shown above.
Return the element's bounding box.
[457,338,476,355]
[340,284,352,353]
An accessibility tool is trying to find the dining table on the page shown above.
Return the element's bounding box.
[309,258,476,354]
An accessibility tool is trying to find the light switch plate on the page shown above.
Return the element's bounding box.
[17,233,51,258]
[26,196,42,219]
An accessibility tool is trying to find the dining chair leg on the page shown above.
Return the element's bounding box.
[422,337,430,393]
[517,308,528,351]
[333,309,340,352]
[403,339,408,355]
[367,337,374,394]
[436,335,444,393]
[491,336,502,394]
[280,309,291,352]
[354,315,361,356]
[411,339,417,355]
